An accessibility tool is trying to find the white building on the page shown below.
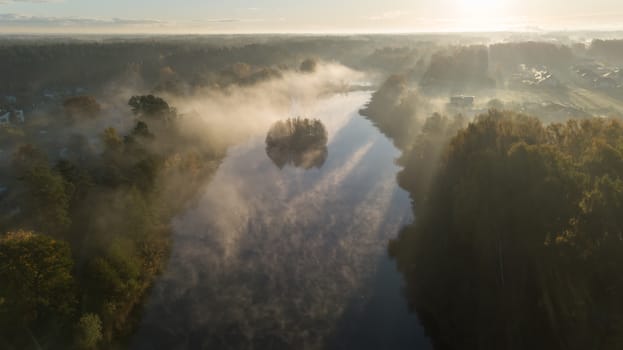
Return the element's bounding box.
[0,112,10,125]
[0,110,25,125]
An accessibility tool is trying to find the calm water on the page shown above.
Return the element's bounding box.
[132,92,431,349]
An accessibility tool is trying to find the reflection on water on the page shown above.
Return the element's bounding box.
[266,117,328,170]
[132,92,430,349]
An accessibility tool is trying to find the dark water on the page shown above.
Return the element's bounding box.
[132,92,431,349]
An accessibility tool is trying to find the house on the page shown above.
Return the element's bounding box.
[530,69,560,88]
[450,96,475,108]
[0,112,10,125]
[602,70,622,81]
[13,110,24,123]
[574,63,623,88]
[536,74,560,88]
[0,110,25,125]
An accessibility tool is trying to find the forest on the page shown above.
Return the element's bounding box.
[0,94,225,349]
[364,100,623,348]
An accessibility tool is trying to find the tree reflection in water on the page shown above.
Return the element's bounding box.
[266,117,328,169]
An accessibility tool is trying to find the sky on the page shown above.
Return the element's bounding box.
[0,0,622,34]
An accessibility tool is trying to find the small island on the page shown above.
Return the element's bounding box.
[265,117,328,170]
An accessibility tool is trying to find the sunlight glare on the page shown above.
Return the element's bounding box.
[453,0,513,31]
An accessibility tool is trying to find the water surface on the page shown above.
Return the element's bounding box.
[133,92,431,349]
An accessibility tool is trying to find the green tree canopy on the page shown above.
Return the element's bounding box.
[12,145,72,235]
[128,95,176,122]
[0,230,75,324]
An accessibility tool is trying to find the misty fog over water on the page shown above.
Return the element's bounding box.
[131,92,430,349]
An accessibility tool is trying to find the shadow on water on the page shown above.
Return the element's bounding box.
[326,239,433,350]
[265,117,328,170]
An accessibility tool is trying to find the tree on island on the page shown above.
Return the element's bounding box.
[265,117,328,169]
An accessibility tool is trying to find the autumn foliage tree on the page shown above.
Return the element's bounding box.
[0,231,75,326]
[63,96,102,121]
[390,111,623,349]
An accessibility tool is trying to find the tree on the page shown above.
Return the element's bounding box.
[128,95,176,122]
[75,313,103,350]
[360,75,427,149]
[389,111,623,348]
[421,45,495,90]
[0,230,75,324]
[397,113,466,204]
[265,118,328,169]
[300,58,318,73]
[101,128,123,153]
[131,121,153,139]
[13,145,72,235]
[63,96,101,121]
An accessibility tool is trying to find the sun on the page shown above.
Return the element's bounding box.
[452,0,513,30]
[457,0,507,16]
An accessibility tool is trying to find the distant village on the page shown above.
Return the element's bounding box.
[444,54,623,122]
[507,62,623,90]
[0,86,90,204]
[0,86,89,126]
[0,96,25,126]
[509,65,562,89]
[573,63,623,89]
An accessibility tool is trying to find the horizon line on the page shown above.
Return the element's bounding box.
[2,29,623,37]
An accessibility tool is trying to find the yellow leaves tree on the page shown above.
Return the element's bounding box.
[0,230,75,325]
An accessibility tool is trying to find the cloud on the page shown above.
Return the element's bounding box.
[0,13,165,27]
[201,18,241,23]
[0,13,270,29]
[200,17,267,23]
[0,0,62,4]
[365,10,409,21]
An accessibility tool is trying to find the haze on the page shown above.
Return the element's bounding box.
[2,0,623,348]
[1,0,623,33]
